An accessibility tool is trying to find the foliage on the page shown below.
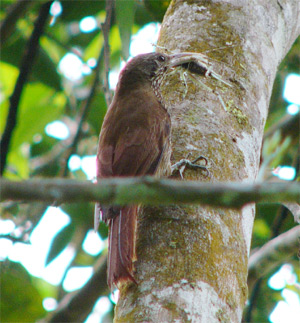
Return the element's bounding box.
[0,1,299,322]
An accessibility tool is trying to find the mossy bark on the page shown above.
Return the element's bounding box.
[115,1,300,322]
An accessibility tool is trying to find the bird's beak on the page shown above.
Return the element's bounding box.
[168,52,208,67]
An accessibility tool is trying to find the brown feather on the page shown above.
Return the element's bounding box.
[107,206,137,288]
[95,53,172,289]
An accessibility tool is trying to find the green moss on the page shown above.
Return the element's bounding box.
[162,301,177,311]
[225,99,251,131]
[135,205,248,309]
[170,126,246,182]
[183,107,202,125]
[160,1,246,70]
[216,309,231,322]
[159,0,257,138]
[162,301,191,321]
[206,132,246,181]
[115,204,249,321]
[169,241,177,248]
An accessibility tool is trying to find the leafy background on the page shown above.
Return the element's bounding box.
[0,1,299,322]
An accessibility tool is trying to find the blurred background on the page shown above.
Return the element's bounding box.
[0,1,299,322]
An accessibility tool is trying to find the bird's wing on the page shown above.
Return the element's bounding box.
[97,102,170,178]
[112,118,169,176]
[94,94,170,229]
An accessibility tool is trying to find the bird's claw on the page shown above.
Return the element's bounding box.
[171,155,210,178]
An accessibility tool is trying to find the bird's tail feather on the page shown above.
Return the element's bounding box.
[107,206,137,289]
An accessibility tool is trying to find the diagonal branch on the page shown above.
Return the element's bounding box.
[0,1,53,175]
[42,253,108,323]
[61,45,105,177]
[263,112,300,141]
[60,0,114,177]
[245,142,300,321]
[101,0,114,106]
[247,225,300,291]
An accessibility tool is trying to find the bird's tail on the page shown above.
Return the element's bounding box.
[107,206,138,289]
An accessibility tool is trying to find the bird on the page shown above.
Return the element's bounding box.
[94,52,198,289]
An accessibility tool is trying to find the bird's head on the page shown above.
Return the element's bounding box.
[117,52,198,91]
[117,53,170,86]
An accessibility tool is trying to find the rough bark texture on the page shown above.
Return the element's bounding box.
[115,1,300,322]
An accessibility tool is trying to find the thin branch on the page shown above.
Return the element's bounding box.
[264,112,300,141]
[42,253,108,322]
[60,0,114,176]
[0,1,53,175]
[1,177,299,207]
[245,145,300,321]
[30,140,70,176]
[247,225,300,290]
[56,226,87,301]
[101,0,114,106]
[61,45,105,177]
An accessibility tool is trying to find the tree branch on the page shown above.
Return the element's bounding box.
[264,112,300,142]
[1,177,299,207]
[246,139,300,321]
[247,225,300,291]
[61,45,105,177]
[0,1,53,175]
[42,253,108,322]
[101,0,114,106]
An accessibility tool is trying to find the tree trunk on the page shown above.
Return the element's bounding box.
[115,1,300,322]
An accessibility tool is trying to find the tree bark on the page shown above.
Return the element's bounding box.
[115,1,300,322]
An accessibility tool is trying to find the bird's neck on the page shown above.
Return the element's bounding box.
[116,74,167,111]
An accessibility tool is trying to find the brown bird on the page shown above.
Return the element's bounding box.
[94,52,196,289]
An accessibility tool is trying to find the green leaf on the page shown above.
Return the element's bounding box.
[116,0,135,60]
[2,83,65,178]
[109,25,122,68]
[46,222,75,265]
[0,262,45,322]
[0,62,19,98]
[59,0,105,22]
[88,92,107,134]
[40,35,65,65]
[144,0,170,22]
[0,62,19,134]
[10,83,66,151]
[61,202,94,227]
[1,33,62,90]
[98,221,109,240]
[6,149,30,179]
[83,32,104,61]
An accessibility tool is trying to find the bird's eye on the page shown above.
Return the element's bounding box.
[158,55,165,62]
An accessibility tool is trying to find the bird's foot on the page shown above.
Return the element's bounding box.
[171,154,210,178]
